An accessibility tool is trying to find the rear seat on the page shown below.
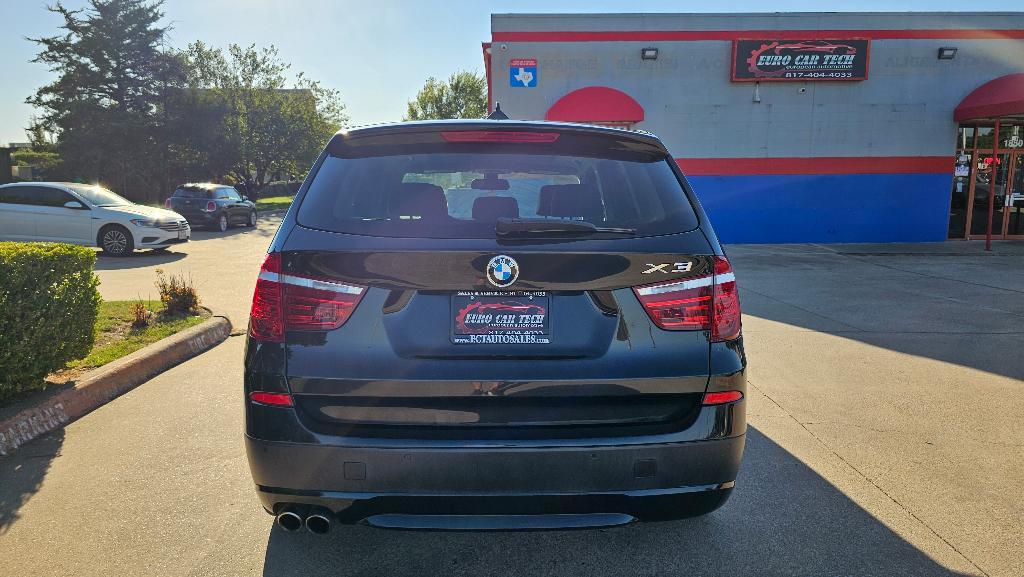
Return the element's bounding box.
[472,196,520,221]
[388,183,450,220]
[538,184,605,221]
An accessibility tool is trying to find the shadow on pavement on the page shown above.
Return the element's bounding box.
[0,430,64,535]
[188,224,277,242]
[729,246,1024,382]
[261,428,969,577]
[93,249,186,270]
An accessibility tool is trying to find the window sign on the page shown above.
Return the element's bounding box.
[509,58,537,88]
[1004,127,1023,148]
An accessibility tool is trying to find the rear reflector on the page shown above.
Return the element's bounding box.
[440,131,560,143]
[633,256,742,341]
[702,390,743,405]
[249,252,366,343]
[249,391,293,406]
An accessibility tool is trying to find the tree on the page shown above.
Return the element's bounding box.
[25,116,58,153]
[405,71,487,121]
[25,1,346,201]
[11,149,61,178]
[176,42,347,195]
[27,0,173,198]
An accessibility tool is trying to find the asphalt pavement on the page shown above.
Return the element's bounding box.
[0,222,1021,577]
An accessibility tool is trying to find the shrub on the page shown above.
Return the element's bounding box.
[131,299,151,328]
[256,180,301,199]
[154,269,201,316]
[0,242,101,401]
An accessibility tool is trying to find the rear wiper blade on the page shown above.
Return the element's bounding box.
[495,217,636,237]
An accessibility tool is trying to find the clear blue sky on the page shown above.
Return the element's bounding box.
[1,0,1021,144]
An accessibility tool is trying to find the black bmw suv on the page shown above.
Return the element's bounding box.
[244,120,746,534]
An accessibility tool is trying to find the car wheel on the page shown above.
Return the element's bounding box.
[247,211,258,227]
[99,225,134,256]
[216,213,229,232]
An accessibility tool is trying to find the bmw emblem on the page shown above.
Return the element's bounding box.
[486,255,519,288]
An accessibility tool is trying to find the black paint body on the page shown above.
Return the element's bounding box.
[244,120,747,530]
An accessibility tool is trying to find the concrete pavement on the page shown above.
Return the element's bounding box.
[0,227,1021,576]
[92,215,281,324]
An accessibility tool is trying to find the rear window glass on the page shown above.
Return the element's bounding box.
[297,145,698,239]
[172,188,213,199]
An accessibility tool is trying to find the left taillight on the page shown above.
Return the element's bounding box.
[248,252,366,343]
[249,391,293,406]
[632,256,741,342]
[164,198,171,209]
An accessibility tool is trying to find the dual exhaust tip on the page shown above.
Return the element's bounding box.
[276,507,333,535]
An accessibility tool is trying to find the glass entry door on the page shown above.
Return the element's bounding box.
[969,152,1009,237]
[954,123,1024,240]
[1005,153,1024,236]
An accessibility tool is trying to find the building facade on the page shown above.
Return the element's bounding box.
[484,12,1024,243]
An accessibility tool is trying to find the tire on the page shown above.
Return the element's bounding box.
[98,225,134,256]
[247,211,258,227]
[216,213,229,232]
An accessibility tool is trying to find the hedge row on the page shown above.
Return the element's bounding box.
[0,242,101,401]
[256,180,301,198]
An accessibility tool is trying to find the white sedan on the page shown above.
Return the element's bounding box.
[0,181,190,256]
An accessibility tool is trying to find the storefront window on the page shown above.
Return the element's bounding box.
[1001,124,1024,150]
[976,126,996,149]
[957,125,976,150]
[948,150,971,238]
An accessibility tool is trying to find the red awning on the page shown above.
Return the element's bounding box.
[545,86,644,125]
[954,73,1024,122]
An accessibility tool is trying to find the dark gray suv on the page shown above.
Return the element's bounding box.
[244,120,746,534]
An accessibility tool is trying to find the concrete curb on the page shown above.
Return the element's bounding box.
[0,315,232,456]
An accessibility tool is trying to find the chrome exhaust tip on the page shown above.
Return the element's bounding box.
[305,510,333,535]
[275,510,304,532]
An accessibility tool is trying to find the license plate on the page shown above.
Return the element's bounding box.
[451,291,550,344]
[177,229,188,239]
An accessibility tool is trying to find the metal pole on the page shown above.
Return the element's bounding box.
[986,119,1000,251]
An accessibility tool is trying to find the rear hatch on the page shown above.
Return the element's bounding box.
[263,124,728,439]
[167,187,212,218]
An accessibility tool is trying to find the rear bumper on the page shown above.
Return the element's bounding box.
[256,483,735,529]
[246,406,745,526]
[179,212,219,227]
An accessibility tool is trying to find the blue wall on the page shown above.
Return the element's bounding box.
[687,173,953,244]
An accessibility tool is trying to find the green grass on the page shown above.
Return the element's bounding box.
[66,300,205,370]
[256,195,295,211]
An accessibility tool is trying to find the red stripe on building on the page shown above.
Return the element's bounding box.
[676,156,953,176]
[493,29,1024,42]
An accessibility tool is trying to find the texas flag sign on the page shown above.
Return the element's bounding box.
[509,58,538,87]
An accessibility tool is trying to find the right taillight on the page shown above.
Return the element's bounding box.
[249,253,366,343]
[633,256,741,342]
[710,256,741,341]
[205,200,217,212]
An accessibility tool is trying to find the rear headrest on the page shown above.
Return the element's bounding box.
[388,182,448,219]
[472,196,519,220]
[538,184,603,220]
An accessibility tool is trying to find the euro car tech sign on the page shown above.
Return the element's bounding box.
[731,39,870,81]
